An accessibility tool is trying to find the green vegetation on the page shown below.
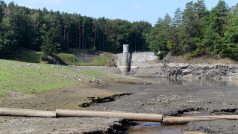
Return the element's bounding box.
[1,0,238,62]
[0,59,116,96]
[0,0,151,58]
[56,53,80,65]
[79,70,110,79]
[5,48,114,66]
[57,52,114,66]
[41,27,61,56]
[6,50,43,63]
[148,0,238,60]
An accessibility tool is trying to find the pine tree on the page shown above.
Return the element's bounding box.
[171,8,183,55]
[180,2,197,54]
[222,4,238,59]
[41,27,61,56]
[147,14,173,59]
[173,8,182,27]
[204,0,229,56]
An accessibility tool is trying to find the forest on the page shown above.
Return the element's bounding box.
[0,0,238,60]
[148,0,238,60]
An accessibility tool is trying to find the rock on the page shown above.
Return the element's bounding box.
[150,63,238,80]
[182,70,191,76]
[42,55,66,65]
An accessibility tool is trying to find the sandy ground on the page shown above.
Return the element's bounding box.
[0,66,238,134]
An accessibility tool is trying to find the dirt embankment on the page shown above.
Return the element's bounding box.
[131,63,238,81]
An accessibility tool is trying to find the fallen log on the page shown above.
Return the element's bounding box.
[163,115,238,125]
[0,108,56,118]
[56,109,163,122]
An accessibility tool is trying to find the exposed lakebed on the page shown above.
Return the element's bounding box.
[1,77,238,133]
[87,78,238,134]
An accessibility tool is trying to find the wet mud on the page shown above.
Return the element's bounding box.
[128,122,186,134]
[84,120,137,134]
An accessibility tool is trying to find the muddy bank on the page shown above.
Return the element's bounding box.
[84,119,137,134]
[85,78,238,134]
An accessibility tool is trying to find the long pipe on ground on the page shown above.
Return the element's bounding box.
[163,115,238,125]
[1,108,238,125]
[56,109,163,122]
[0,108,56,118]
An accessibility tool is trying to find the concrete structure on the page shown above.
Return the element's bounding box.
[114,52,157,68]
[121,44,130,75]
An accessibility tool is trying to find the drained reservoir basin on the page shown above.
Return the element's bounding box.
[0,77,238,133]
[88,78,238,134]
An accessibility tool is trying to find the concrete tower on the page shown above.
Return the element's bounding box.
[121,44,129,75]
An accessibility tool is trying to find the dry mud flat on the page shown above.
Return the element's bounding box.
[86,79,238,134]
[1,67,238,133]
[0,76,147,134]
[0,84,119,134]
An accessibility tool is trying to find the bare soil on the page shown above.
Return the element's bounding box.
[0,71,149,134]
[1,67,238,134]
[86,79,238,134]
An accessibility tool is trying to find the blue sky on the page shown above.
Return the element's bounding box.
[3,0,238,25]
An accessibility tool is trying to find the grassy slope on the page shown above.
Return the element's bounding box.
[57,52,114,66]
[0,59,115,96]
[6,49,115,66]
[7,50,44,63]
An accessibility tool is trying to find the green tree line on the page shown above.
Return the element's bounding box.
[148,0,238,60]
[0,0,152,57]
[0,0,238,60]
